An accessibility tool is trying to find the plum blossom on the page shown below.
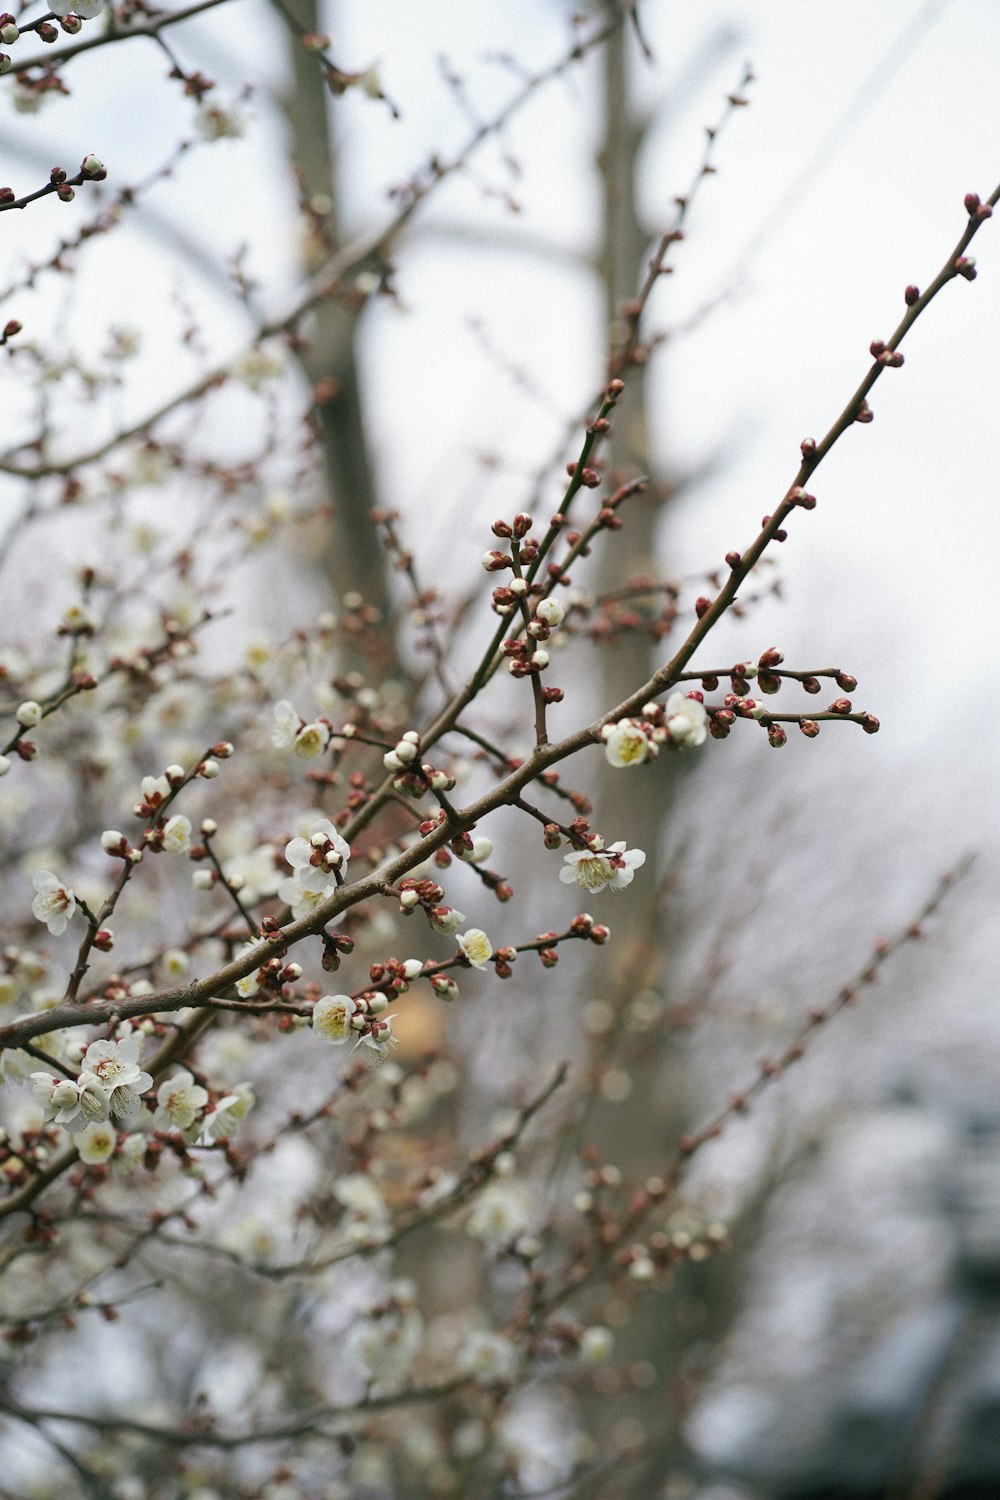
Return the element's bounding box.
[197,102,246,142]
[271,699,300,749]
[467,1181,532,1248]
[31,1072,110,1134]
[312,994,357,1044]
[76,1120,116,1164]
[458,929,493,969]
[140,773,171,806]
[153,1069,208,1136]
[292,722,329,760]
[279,817,350,917]
[111,1133,147,1176]
[51,0,104,15]
[81,1032,153,1119]
[231,343,286,391]
[559,841,646,894]
[462,1330,520,1385]
[235,939,264,998]
[283,818,350,889]
[161,813,192,854]
[30,871,77,935]
[202,1083,255,1141]
[664,691,708,748]
[602,719,651,767]
[334,1174,390,1243]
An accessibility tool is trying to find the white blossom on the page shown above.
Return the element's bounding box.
[202,1083,254,1141]
[15,700,41,727]
[153,1069,208,1135]
[277,879,331,922]
[467,1181,531,1248]
[161,813,192,854]
[458,929,493,969]
[30,871,77,935]
[460,836,493,864]
[231,343,286,391]
[463,1330,520,1385]
[429,907,464,934]
[80,1033,153,1118]
[602,719,651,768]
[51,0,104,15]
[271,699,300,748]
[112,1133,147,1176]
[31,1072,110,1134]
[559,841,646,894]
[293,722,329,760]
[579,1326,614,1364]
[196,102,246,142]
[664,691,708,748]
[284,818,350,889]
[76,1120,116,1164]
[312,994,356,1044]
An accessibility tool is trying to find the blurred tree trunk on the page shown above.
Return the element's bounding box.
[589,15,737,1486]
[280,0,395,670]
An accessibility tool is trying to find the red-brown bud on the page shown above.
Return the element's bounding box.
[904,284,920,305]
[694,596,711,619]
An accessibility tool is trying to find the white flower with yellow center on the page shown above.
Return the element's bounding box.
[559,841,646,894]
[458,929,493,970]
[312,994,356,1044]
[293,722,329,760]
[81,1033,153,1119]
[30,1072,110,1133]
[76,1120,116,1164]
[161,813,192,854]
[153,1069,208,1134]
[602,719,650,768]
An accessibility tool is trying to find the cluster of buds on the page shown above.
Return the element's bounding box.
[385,744,457,800]
[366,955,424,999]
[502,635,554,680]
[320,929,355,973]
[397,876,449,922]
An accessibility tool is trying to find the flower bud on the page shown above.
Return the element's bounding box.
[15,701,42,727]
[535,598,565,627]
